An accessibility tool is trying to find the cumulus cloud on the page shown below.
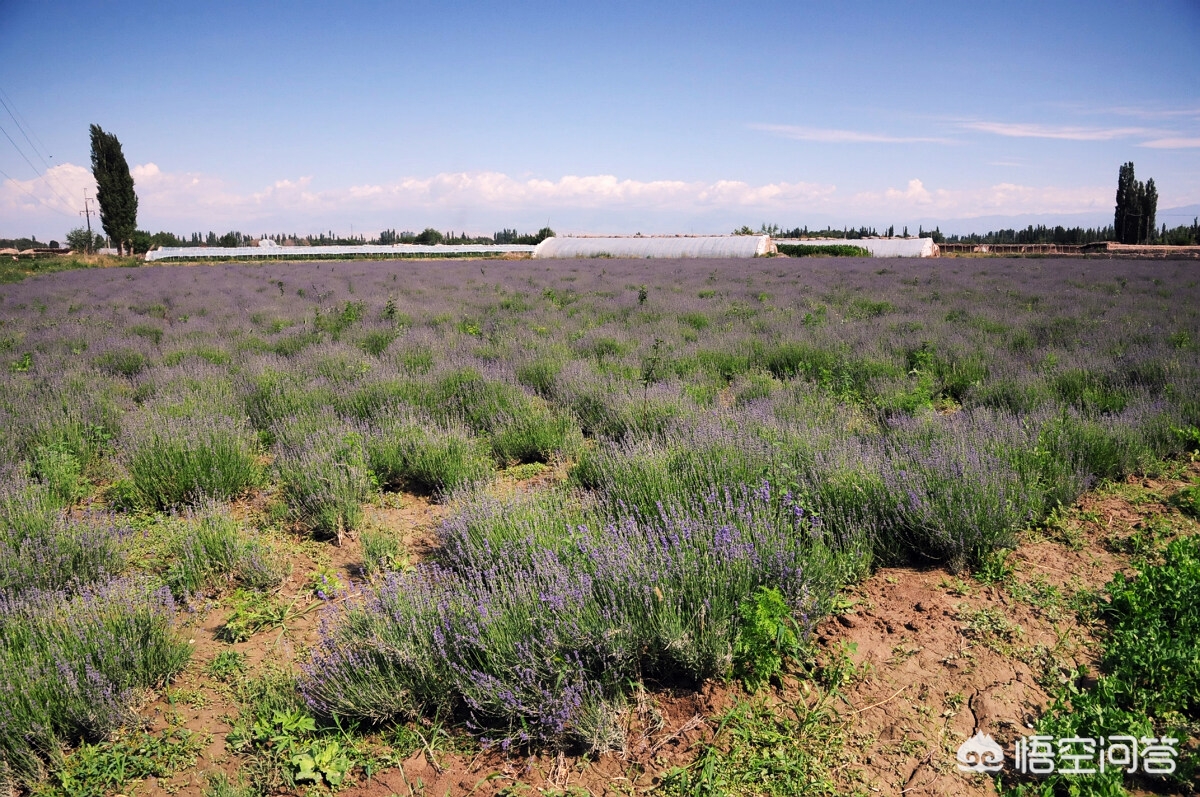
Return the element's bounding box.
[0,161,1140,238]
[855,179,1112,218]
[0,162,97,219]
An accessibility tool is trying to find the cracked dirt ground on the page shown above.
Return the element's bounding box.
[815,465,1199,796]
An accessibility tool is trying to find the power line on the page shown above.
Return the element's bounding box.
[0,123,78,211]
[0,164,76,218]
[0,88,52,168]
[0,87,85,213]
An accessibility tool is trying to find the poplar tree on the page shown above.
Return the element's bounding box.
[1142,178,1158,244]
[1115,162,1137,244]
[89,124,138,255]
[1114,163,1159,245]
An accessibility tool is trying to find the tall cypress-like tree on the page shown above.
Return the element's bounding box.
[89,124,138,255]
[1115,161,1137,244]
[1142,178,1158,244]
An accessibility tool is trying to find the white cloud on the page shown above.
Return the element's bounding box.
[0,162,96,219]
[0,162,1144,238]
[960,120,1157,141]
[750,123,954,144]
[1139,137,1200,149]
[854,179,1111,218]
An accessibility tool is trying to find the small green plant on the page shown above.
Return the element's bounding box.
[54,725,203,797]
[1171,484,1200,519]
[659,697,844,796]
[817,640,863,690]
[308,565,345,600]
[733,586,804,691]
[292,739,353,787]
[360,526,403,577]
[31,443,88,506]
[502,462,550,481]
[217,589,291,643]
[203,772,256,797]
[1172,425,1200,459]
[206,649,248,682]
[974,547,1016,585]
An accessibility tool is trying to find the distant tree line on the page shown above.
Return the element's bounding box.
[96,227,558,252]
[0,236,62,250]
[742,223,915,240]
[939,224,1115,246]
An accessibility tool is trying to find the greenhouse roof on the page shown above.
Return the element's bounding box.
[145,244,536,261]
[533,235,773,259]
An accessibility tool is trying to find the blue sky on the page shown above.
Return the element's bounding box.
[2,0,1198,240]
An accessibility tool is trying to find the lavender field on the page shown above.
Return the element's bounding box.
[1,256,1198,790]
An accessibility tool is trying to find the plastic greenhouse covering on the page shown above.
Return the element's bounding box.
[145,243,536,261]
[775,238,938,257]
[532,235,773,259]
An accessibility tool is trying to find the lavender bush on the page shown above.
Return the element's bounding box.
[0,470,126,595]
[166,504,288,598]
[301,483,861,750]
[0,577,190,789]
[274,419,372,537]
[122,407,262,509]
[363,407,494,497]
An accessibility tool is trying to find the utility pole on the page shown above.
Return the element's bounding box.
[80,190,95,253]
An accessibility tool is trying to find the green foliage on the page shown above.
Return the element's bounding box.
[1170,484,1200,518]
[314,301,365,338]
[225,675,366,794]
[205,650,248,683]
[31,444,88,506]
[1114,162,1158,245]
[659,698,844,796]
[291,739,353,787]
[124,417,262,510]
[733,587,804,691]
[51,725,203,797]
[95,348,148,378]
[216,589,291,643]
[65,227,103,254]
[1005,536,1200,794]
[775,243,870,257]
[414,227,443,245]
[202,772,255,797]
[359,527,403,577]
[973,547,1016,585]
